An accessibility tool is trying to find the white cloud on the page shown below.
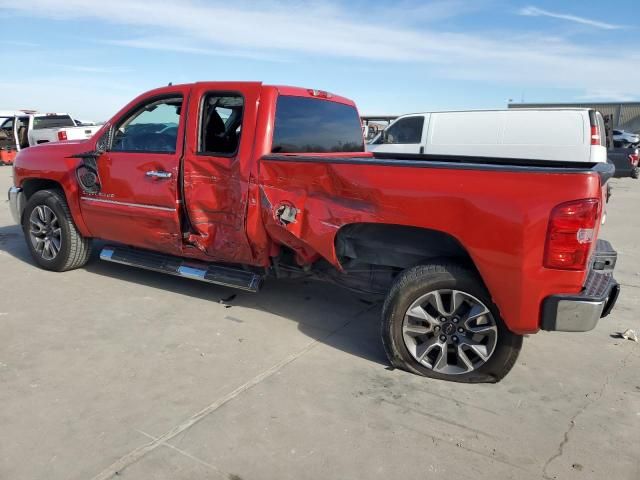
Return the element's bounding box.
[0,40,39,47]
[0,77,138,120]
[577,90,638,102]
[518,6,624,30]
[357,0,486,26]
[0,0,563,62]
[0,0,638,109]
[48,64,131,74]
[102,37,288,62]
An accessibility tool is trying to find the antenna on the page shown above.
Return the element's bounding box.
[168,82,173,86]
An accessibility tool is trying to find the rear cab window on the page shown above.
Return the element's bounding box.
[33,115,76,130]
[271,96,364,153]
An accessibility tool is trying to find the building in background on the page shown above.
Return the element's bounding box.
[509,102,640,133]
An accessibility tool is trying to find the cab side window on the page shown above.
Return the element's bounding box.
[384,116,424,144]
[111,97,183,153]
[199,94,244,155]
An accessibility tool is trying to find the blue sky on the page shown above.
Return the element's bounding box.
[0,0,638,121]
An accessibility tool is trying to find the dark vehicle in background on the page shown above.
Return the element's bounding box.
[612,129,640,148]
[608,146,639,179]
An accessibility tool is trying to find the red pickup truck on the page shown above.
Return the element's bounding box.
[8,82,619,382]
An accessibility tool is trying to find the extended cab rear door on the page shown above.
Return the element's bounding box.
[78,85,190,254]
[181,82,262,264]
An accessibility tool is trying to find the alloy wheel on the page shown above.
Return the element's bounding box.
[29,205,62,261]
[402,289,498,375]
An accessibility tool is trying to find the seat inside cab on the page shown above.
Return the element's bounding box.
[200,95,244,155]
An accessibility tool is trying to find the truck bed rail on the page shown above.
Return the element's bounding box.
[262,154,615,182]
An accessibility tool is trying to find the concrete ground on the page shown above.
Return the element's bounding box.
[0,166,638,480]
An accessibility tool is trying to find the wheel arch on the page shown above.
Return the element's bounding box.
[334,222,478,272]
[19,176,91,237]
[21,178,64,199]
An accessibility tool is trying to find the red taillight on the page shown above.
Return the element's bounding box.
[629,153,639,166]
[590,125,600,145]
[57,131,67,141]
[544,199,600,270]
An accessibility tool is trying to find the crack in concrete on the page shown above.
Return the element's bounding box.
[541,348,637,480]
[90,304,377,480]
[136,429,227,479]
[380,397,499,440]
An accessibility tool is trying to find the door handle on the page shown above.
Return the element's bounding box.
[146,170,172,179]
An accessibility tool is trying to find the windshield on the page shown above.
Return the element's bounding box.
[271,96,364,153]
[33,115,76,130]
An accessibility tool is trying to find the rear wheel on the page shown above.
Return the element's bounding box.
[382,263,522,383]
[22,189,92,271]
[631,167,639,179]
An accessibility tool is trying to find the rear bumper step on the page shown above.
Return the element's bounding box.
[100,245,263,293]
[541,239,619,332]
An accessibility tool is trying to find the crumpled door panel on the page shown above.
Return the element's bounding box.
[258,160,380,268]
[183,154,253,262]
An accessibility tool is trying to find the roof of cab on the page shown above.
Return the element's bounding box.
[270,85,356,106]
[140,82,356,107]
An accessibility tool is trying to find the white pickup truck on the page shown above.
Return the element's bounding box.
[3,113,102,151]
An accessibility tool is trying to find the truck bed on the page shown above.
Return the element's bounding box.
[259,153,611,334]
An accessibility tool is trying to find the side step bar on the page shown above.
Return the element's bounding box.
[100,245,263,293]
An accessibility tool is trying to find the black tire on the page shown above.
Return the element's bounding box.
[382,263,523,383]
[22,189,92,272]
[631,167,639,179]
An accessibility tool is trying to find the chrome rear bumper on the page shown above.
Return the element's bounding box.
[541,240,619,332]
[8,186,24,224]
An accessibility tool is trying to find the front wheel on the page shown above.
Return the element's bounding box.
[21,189,92,272]
[382,263,522,383]
[631,167,639,179]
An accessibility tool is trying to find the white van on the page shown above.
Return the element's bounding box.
[367,109,607,164]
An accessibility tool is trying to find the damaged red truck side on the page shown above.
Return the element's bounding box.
[8,82,619,382]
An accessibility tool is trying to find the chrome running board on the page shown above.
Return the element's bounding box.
[100,245,263,293]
